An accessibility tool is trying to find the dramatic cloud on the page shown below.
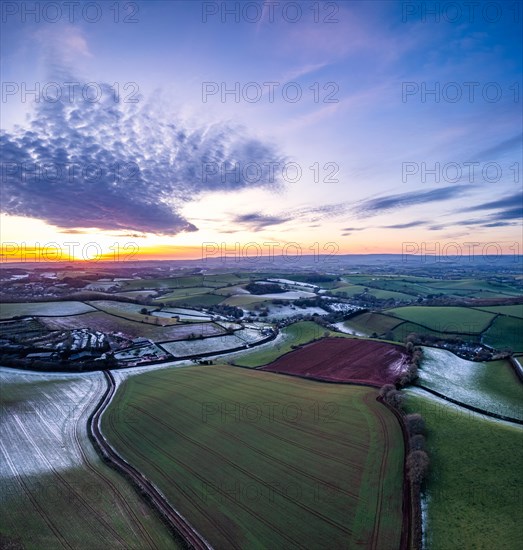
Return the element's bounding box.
[1,71,285,235]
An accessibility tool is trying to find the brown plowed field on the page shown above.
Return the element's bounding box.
[260,337,408,386]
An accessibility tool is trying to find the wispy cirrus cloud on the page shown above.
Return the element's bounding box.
[382,220,427,229]
[352,186,467,217]
[457,191,523,213]
[231,212,289,231]
[474,133,522,159]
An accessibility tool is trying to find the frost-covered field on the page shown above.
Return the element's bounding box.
[266,278,318,289]
[334,322,368,336]
[0,368,175,549]
[257,290,316,300]
[262,304,328,320]
[0,301,95,319]
[418,347,523,420]
[159,329,266,357]
[88,300,149,313]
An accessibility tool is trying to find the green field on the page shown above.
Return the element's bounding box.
[0,301,95,319]
[404,391,523,550]
[155,287,214,302]
[344,312,404,336]
[166,294,225,308]
[234,321,332,367]
[427,278,521,296]
[103,365,405,549]
[386,306,495,334]
[417,347,523,420]
[482,315,523,352]
[390,321,480,344]
[474,304,523,318]
[220,295,269,307]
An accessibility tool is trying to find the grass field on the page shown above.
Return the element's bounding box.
[386,306,495,334]
[0,369,175,549]
[482,316,523,352]
[168,294,225,308]
[417,347,523,420]
[390,321,480,344]
[344,312,404,336]
[155,287,215,303]
[103,365,405,549]
[404,391,523,550]
[220,295,269,307]
[122,276,217,290]
[0,301,95,319]
[87,300,181,326]
[474,304,523,319]
[234,321,331,367]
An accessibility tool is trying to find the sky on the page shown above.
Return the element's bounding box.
[1,0,522,262]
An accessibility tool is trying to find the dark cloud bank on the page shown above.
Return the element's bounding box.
[1,73,285,235]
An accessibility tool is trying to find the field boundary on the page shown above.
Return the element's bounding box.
[508,356,523,384]
[376,395,413,550]
[157,331,277,360]
[88,370,213,550]
[415,385,523,425]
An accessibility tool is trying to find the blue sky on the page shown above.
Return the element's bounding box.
[1,0,521,258]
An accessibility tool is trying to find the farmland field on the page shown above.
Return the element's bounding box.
[472,304,523,318]
[220,295,269,307]
[404,391,523,550]
[0,301,95,319]
[0,368,175,549]
[482,315,523,352]
[40,311,226,342]
[102,365,406,549]
[386,306,495,334]
[343,312,405,336]
[155,287,215,302]
[417,347,523,420]
[159,329,267,357]
[390,321,480,344]
[87,300,180,325]
[160,293,225,308]
[234,321,330,367]
[260,338,408,386]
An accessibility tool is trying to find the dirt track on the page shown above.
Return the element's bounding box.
[89,370,213,550]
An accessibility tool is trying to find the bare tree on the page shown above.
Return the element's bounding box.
[406,413,425,435]
[406,450,430,485]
